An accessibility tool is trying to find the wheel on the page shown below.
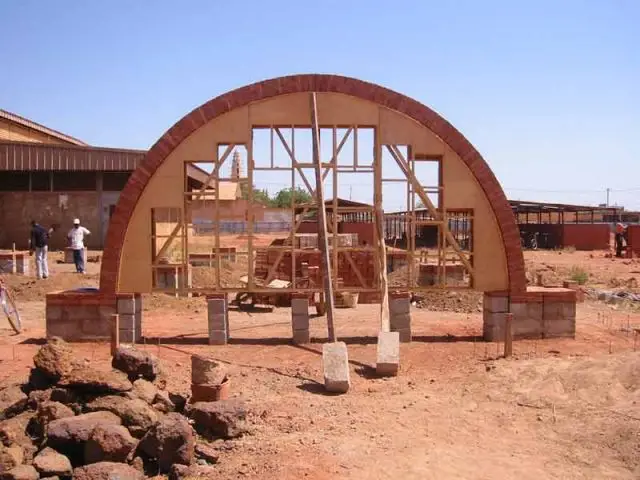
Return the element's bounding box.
[1,288,21,334]
[531,238,538,250]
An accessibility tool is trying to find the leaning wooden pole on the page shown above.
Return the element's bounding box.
[310,92,337,342]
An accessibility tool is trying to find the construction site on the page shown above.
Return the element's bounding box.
[1,74,639,479]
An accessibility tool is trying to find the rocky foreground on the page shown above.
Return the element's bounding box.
[0,338,249,479]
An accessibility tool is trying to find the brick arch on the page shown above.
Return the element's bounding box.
[100,74,526,294]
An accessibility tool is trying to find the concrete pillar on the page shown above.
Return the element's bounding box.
[482,292,510,341]
[291,293,310,344]
[389,291,411,343]
[207,294,229,345]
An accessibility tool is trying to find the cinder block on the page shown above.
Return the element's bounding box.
[543,302,562,321]
[390,298,410,316]
[292,329,310,345]
[484,294,509,313]
[543,318,575,338]
[119,329,135,343]
[65,305,99,321]
[394,328,412,343]
[118,314,135,329]
[376,331,400,376]
[291,298,309,314]
[322,342,350,393]
[292,313,309,331]
[46,305,63,321]
[208,313,227,330]
[208,330,228,345]
[134,295,143,313]
[98,306,116,322]
[561,302,576,319]
[135,311,142,340]
[207,298,227,315]
[117,297,136,315]
[390,313,411,330]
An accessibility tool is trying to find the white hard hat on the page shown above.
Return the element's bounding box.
[73,218,80,225]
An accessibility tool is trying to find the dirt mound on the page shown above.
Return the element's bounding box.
[3,273,99,303]
[412,290,482,314]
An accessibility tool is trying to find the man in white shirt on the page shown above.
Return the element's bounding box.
[68,218,90,274]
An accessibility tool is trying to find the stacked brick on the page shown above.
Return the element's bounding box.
[483,288,577,341]
[116,294,142,343]
[291,294,310,344]
[389,292,412,342]
[207,294,229,345]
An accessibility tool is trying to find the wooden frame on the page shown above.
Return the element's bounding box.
[146,101,476,296]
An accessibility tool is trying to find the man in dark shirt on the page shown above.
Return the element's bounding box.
[29,221,51,279]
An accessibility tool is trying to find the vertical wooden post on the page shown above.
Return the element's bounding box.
[110,313,120,356]
[374,128,390,331]
[310,93,336,342]
[504,313,513,358]
[11,243,16,274]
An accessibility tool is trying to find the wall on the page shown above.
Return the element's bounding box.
[116,92,511,293]
[561,224,610,250]
[0,192,102,249]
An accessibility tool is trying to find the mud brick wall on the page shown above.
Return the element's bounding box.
[483,288,576,341]
[0,192,103,250]
[627,225,640,256]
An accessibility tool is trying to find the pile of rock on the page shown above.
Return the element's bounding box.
[0,339,249,480]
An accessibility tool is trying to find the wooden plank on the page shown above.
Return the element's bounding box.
[264,208,309,284]
[321,127,353,182]
[374,128,390,331]
[153,222,182,265]
[310,92,337,342]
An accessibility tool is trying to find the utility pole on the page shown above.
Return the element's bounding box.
[606,188,610,207]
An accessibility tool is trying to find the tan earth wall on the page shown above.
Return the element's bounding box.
[116,92,509,293]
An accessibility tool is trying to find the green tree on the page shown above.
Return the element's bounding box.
[271,187,313,208]
[241,184,272,206]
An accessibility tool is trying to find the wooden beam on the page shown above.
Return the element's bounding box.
[264,208,309,284]
[386,145,475,278]
[343,251,367,288]
[153,222,182,265]
[375,129,390,331]
[274,128,315,195]
[310,92,337,342]
[321,127,353,182]
[193,144,236,200]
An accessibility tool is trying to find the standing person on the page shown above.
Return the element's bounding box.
[615,223,626,258]
[29,220,51,279]
[67,218,90,274]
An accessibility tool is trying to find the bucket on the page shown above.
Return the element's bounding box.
[190,376,230,402]
[341,292,359,308]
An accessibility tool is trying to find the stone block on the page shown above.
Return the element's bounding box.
[395,328,412,343]
[561,302,576,319]
[484,294,509,313]
[376,331,399,377]
[118,314,136,329]
[207,298,227,315]
[135,311,142,340]
[390,313,411,330]
[208,330,228,345]
[292,314,309,331]
[65,305,99,321]
[119,329,135,343]
[291,298,309,313]
[80,317,111,337]
[98,305,116,322]
[47,317,80,340]
[46,305,63,321]
[543,302,562,321]
[292,329,310,345]
[117,297,136,315]
[208,313,227,330]
[543,318,575,338]
[390,298,410,316]
[322,342,350,393]
[134,295,143,313]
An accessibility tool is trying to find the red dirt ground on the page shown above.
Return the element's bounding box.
[1,250,639,479]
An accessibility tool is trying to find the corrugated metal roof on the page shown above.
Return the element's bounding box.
[0,109,87,146]
[0,141,145,171]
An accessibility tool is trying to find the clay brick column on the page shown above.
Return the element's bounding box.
[117,294,139,343]
[291,293,310,344]
[207,294,229,345]
[389,291,411,343]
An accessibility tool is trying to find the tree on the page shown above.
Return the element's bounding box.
[240,184,272,206]
[271,188,313,208]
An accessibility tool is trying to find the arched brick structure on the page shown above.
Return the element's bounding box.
[100,74,526,295]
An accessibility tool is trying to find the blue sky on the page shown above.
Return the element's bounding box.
[1,0,638,209]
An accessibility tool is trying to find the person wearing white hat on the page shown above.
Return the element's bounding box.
[67,218,91,273]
